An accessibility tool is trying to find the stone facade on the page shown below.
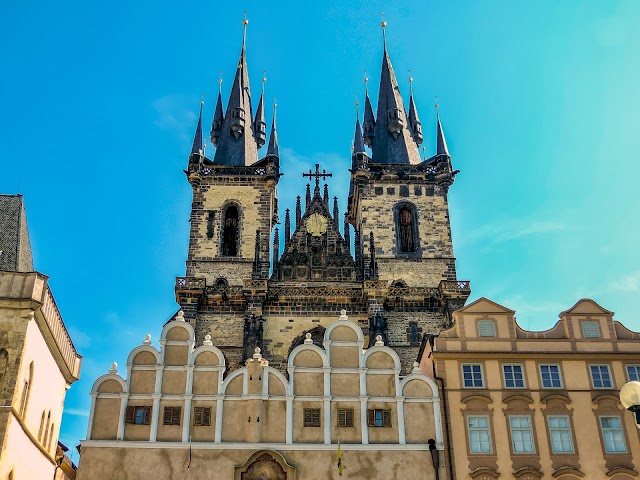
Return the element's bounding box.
[420,298,640,480]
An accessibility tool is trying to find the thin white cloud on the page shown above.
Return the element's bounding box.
[152,95,197,143]
[64,408,89,417]
[462,218,566,247]
[609,270,640,292]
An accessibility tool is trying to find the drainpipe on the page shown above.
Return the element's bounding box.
[436,376,454,480]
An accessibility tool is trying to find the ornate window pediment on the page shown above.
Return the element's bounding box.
[235,450,296,480]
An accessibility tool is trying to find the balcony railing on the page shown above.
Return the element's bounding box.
[175,277,206,289]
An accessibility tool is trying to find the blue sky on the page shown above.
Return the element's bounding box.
[2,0,639,455]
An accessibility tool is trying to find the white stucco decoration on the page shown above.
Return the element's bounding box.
[412,362,421,374]
[143,334,152,346]
[204,334,213,346]
[339,309,348,321]
[375,335,384,347]
[304,333,313,344]
[109,362,118,374]
[176,310,185,321]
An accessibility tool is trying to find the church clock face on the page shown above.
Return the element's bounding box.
[307,213,328,237]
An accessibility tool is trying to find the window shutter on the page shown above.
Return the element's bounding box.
[338,409,346,427]
[143,406,151,425]
[203,407,211,426]
[126,406,135,424]
[383,410,391,427]
[367,409,375,427]
[346,409,353,427]
[304,409,312,426]
[163,407,171,425]
[194,408,202,426]
[313,410,320,426]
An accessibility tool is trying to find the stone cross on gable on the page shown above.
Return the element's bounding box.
[302,163,332,190]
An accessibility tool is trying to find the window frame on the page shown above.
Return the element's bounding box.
[303,408,321,427]
[539,364,563,389]
[193,407,212,426]
[337,408,354,428]
[126,405,152,425]
[461,363,485,389]
[626,364,640,382]
[502,363,526,389]
[581,320,601,338]
[466,415,493,454]
[393,202,421,257]
[590,364,613,389]
[547,415,574,454]
[599,416,627,454]
[508,415,536,454]
[367,409,392,428]
[477,319,496,337]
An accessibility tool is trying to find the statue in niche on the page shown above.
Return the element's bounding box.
[399,207,415,253]
[243,315,264,361]
[369,312,388,347]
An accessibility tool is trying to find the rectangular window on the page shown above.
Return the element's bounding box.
[467,416,492,454]
[503,364,525,389]
[540,364,562,388]
[304,408,321,427]
[163,406,181,426]
[590,365,613,389]
[462,364,484,388]
[509,415,535,453]
[126,406,151,425]
[626,365,640,382]
[337,408,354,427]
[581,320,601,338]
[600,416,627,453]
[367,409,392,427]
[547,415,574,454]
[193,407,212,426]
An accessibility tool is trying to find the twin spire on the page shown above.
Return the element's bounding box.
[192,18,279,166]
[353,21,450,164]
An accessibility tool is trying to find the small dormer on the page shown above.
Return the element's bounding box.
[230,107,246,138]
[559,298,615,342]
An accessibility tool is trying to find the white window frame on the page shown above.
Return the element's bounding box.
[590,364,613,389]
[581,320,601,338]
[461,363,485,388]
[599,416,627,454]
[467,415,492,454]
[509,415,535,454]
[539,364,563,389]
[547,415,574,454]
[626,364,640,382]
[502,363,526,389]
[478,320,496,337]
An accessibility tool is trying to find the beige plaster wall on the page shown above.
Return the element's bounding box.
[91,398,120,440]
[76,446,442,480]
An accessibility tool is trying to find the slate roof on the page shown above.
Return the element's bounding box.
[0,194,34,272]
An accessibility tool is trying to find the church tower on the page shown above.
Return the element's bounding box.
[176,21,280,368]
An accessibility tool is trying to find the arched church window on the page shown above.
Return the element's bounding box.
[398,207,415,253]
[215,277,228,286]
[222,205,240,257]
[0,349,8,394]
[19,361,33,419]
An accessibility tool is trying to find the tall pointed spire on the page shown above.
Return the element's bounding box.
[266,101,279,158]
[363,72,375,147]
[212,16,258,166]
[254,73,267,149]
[191,100,204,156]
[372,20,422,165]
[436,102,450,157]
[284,208,291,245]
[407,75,423,146]
[211,75,224,147]
[295,196,302,225]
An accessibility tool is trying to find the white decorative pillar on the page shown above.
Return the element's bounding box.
[150,394,161,441]
[116,393,128,440]
[396,399,406,445]
[182,395,192,442]
[360,398,369,445]
[285,395,294,444]
[324,398,331,444]
[214,398,224,443]
[86,393,97,440]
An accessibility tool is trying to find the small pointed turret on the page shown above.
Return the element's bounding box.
[252,229,261,279]
[407,77,423,145]
[295,196,302,225]
[333,197,339,228]
[363,75,375,147]
[284,208,291,245]
[372,21,422,164]
[266,102,279,158]
[323,184,329,206]
[272,227,280,273]
[254,74,267,149]
[213,18,258,166]
[191,101,204,157]
[305,184,311,208]
[210,78,224,147]
[436,106,450,157]
[353,116,365,155]
[343,214,351,251]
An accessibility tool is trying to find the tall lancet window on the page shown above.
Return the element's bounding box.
[222,205,240,257]
[395,202,420,255]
